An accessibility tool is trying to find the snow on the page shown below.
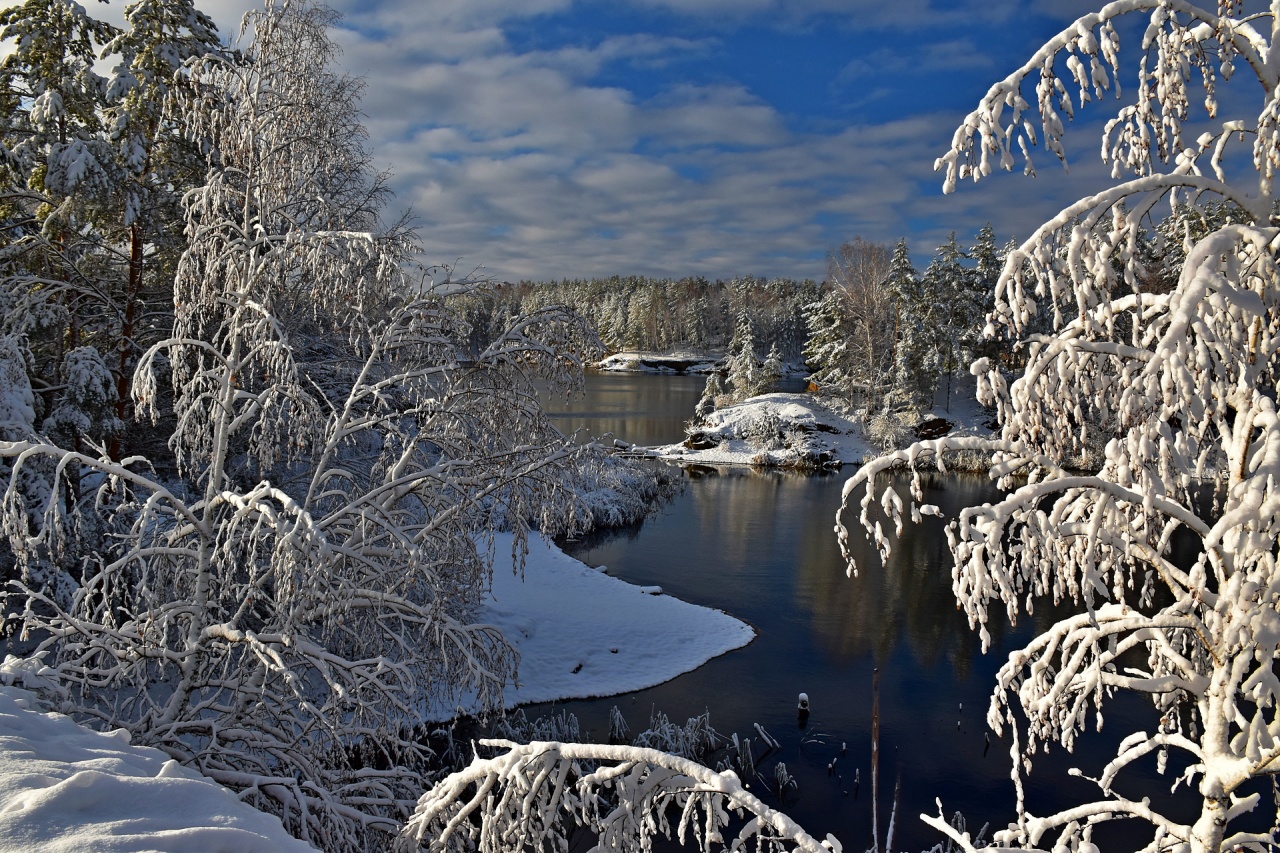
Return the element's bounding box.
[651,377,994,469]
[0,534,753,847]
[597,351,720,374]
[0,682,316,853]
[654,392,871,467]
[437,531,754,715]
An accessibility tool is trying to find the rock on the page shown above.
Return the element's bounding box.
[915,417,953,439]
[684,432,719,450]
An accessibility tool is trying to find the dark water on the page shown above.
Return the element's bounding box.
[530,372,1186,852]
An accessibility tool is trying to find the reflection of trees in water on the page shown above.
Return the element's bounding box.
[539,373,708,446]
[684,466,811,575]
[568,463,1050,679]
[800,472,1020,673]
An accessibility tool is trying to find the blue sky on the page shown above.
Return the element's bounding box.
[117,0,1128,280]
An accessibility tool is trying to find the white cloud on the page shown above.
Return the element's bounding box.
[3,0,1154,280]
[838,39,994,85]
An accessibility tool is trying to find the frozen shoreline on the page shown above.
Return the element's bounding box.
[428,531,754,719]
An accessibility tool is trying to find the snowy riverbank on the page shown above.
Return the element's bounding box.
[0,534,753,851]
[429,531,754,718]
[0,676,317,852]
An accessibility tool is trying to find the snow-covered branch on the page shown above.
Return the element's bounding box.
[842,4,1280,851]
[398,739,841,853]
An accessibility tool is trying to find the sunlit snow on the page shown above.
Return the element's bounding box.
[432,531,754,717]
[0,683,317,853]
[0,534,753,849]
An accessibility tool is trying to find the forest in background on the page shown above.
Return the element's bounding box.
[454,202,1234,421]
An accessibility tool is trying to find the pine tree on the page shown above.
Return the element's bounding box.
[921,232,970,409]
[885,237,934,411]
[962,224,1000,366]
[0,0,122,454]
[726,297,759,402]
[100,0,221,448]
[760,342,784,392]
[694,370,722,421]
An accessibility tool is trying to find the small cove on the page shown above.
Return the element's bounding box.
[535,371,1184,852]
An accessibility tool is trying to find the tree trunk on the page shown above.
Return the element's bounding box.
[111,223,144,459]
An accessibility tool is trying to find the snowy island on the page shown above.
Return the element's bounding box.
[647,388,992,469]
[596,350,722,374]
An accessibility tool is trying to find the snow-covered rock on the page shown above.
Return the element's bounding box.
[597,351,720,374]
[654,392,873,468]
[652,377,995,469]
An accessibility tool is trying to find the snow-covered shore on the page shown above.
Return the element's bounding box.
[597,350,720,374]
[0,534,752,852]
[650,381,993,469]
[0,679,317,852]
[430,531,753,718]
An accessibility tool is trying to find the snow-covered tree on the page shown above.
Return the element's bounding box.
[0,0,221,465]
[962,223,1001,366]
[694,370,722,421]
[726,293,761,402]
[804,236,895,410]
[398,739,839,853]
[0,0,122,455]
[0,1,599,848]
[842,3,1280,852]
[761,341,784,392]
[881,237,924,413]
[100,0,221,443]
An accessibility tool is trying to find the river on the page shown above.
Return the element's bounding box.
[537,371,1180,852]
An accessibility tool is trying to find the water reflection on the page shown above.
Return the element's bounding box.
[540,369,809,447]
[540,371,709,447]
[531,374,1178,851]
[555,466,1025,851]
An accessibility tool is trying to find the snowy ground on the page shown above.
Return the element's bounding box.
[652,377,994,468]
[0,534,753,851]
[0,677,316,853]
[430,531,754,718]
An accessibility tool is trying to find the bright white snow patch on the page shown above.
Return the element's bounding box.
[445,532,753,716]
[654,379,994,468]
[0,684,316,853]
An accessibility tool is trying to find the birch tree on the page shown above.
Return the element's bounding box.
[0,1,599,848]
[842,2,1280,851]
